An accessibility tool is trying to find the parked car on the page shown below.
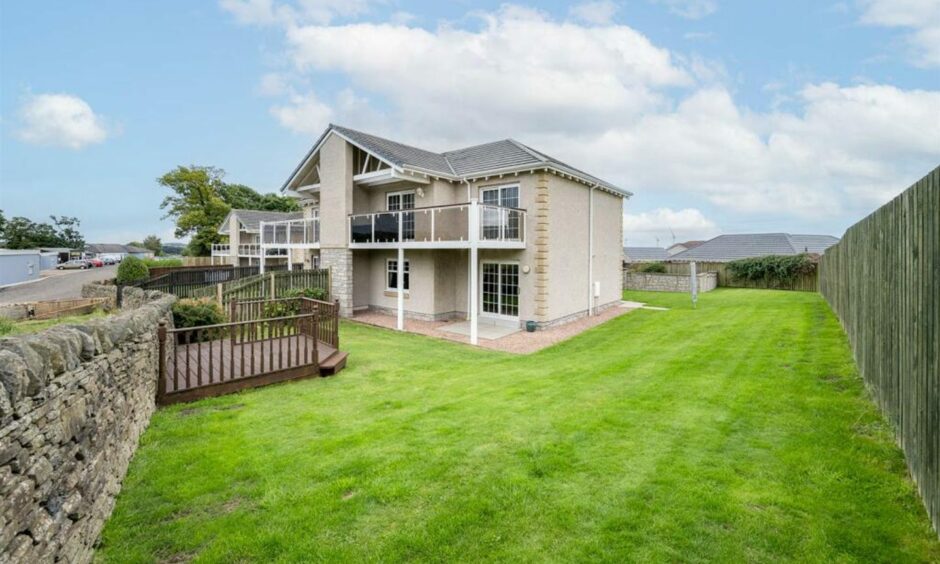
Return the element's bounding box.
[88,258,104,267]
[57,259,90,270]
[102,256,117,265]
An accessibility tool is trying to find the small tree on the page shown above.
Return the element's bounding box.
[116,256,150,284]
[142,235,163,256]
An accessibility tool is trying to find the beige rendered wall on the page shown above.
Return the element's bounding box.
[546,176,623,321]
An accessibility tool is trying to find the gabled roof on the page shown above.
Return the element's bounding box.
[283,124,630,197]
[217,209,304,234]
[670,233,840,262]
[623,247,670,262]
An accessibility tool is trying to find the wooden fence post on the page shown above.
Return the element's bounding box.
[270,273,276,299]
[334,298,340,349]
[157,321,167,405]
[216,283,223,305]
[229,298,238,322]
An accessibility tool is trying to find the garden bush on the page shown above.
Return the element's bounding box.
[116,256,150,284]
[638,262,667,273]
[172,298,226,329]
[285,287,329,301]
[727,254,816,287]
[262,288,330,319]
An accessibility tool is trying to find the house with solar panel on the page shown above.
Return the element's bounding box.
[225,124,630,343]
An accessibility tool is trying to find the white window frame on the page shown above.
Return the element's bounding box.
[386,189,416,211]
[480,183,520,208]
[386,258,410,292]
[479,260,520,320]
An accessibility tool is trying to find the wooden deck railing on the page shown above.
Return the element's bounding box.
[157,313,320,404]
[229,297,340,349]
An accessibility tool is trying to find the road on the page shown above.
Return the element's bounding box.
[0,265,118,303]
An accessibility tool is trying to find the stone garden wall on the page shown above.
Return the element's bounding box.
[81,281,152,310]
[0,286,174,563]
[623,271,718,293]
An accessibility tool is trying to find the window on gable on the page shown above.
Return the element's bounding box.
[387,259,410,291]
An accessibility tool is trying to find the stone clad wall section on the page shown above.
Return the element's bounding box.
[622,272,718,293]
[0,288,174,563]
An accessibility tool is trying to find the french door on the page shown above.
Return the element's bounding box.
[387,191,415,241]
[481,184,520,240]
[481,262,519,319]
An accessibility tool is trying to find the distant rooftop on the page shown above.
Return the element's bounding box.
[670,233,840,262]
[623,247,670,262]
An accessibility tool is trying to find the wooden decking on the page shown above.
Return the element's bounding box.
[160,334,347,405]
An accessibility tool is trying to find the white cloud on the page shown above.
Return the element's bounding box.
[859,0,940,67]
[652,0,717,19]
[569,1,619,24]
[623,208,720,246]
[16,93,110,149]
[232,2,940,223]
[269,92,333,134]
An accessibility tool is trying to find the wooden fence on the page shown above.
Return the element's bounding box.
[231,297,340,349]
[645,261,819,291]
[199,269,331,306]
[138,265,288,298]
[818,166,939,535]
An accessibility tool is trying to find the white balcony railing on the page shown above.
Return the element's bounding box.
[348,201,526,248]
[210,243,287,257]
[260,218,320,247]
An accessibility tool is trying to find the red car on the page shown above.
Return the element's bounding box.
[88,258,104,267]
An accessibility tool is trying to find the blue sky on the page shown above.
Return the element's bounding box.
[2,0,938,246]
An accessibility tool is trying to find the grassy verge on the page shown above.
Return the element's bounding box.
[97,289,939,562]
[0,310,107,336]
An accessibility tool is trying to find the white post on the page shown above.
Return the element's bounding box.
[690,261,698,309]
[259,221,266,274]
[287,249,293,271]
[397,247,405,331]
[469,199,480,345]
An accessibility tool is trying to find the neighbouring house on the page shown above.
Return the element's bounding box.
[666,240,704,256]
[85,244,155,261]
[0,249,41,287]
[669,233,840,262]
[211,209,305,266]
[623,247,669,265]
[249,124,629,343]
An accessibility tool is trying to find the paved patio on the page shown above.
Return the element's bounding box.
[352,302,642,354]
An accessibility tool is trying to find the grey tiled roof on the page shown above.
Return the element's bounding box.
[219,209,304,234]
[670,233,840,262]
[624,247,670,262]
[310,124,629,196]
[86,244,131,254]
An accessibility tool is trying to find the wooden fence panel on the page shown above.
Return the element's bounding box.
[818,166,939,535]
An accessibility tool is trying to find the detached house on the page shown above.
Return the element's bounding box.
[244,124,628,344]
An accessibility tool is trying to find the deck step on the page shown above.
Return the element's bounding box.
[319,351,348,376]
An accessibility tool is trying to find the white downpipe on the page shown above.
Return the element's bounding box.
[588,184,598,316]
[259,221,266,274]
[469,199,480,345]
[397,212,404,331]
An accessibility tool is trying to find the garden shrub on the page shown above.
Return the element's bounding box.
[172,298,226,328]
[262,287,330,319]
[116,256,150,284]
[285,287,329,301]
[727,254,816,287]
[638,262,667,273]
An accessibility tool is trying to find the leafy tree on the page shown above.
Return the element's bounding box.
[157,166,230,256]
[218,183,299,212]
[141,235,163,256]
[0,214,84,249]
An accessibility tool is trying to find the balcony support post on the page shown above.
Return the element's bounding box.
[468,199,479,345]
[397,246,405,331]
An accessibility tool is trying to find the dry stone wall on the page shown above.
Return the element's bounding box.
[0,286,174,563]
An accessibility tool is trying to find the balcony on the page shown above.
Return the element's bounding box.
[211,243,288,258]
[260,218,320,249]
[348,202,526,250]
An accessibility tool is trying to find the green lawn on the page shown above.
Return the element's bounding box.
[0,310,107,336]
[97,289,940,562]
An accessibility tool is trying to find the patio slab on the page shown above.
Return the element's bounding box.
[352,301,642,354]
[437,320,520,340]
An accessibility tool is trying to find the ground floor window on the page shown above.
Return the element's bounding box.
[482,262,519,317]
[387,259,410,291]
[311,255,320,269]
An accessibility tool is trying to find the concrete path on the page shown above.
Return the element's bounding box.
[0,265,118,304]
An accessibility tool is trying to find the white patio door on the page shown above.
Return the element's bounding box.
[387,191,415,241]
[481,262,519,319]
